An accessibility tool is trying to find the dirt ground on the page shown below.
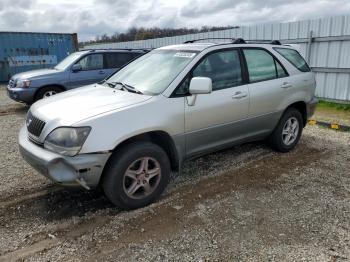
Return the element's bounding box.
[0,85,349,261]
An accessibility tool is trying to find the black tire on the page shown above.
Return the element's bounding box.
[35,86,63,101]
[102,142,171,210]
[269,107,303,152]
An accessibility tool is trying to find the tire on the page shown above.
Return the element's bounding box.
[35,86,63,101]
[102,142,171,210]
[269,107,303,152]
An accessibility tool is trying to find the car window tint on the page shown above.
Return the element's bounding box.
[192,50,242,91]
[77,54,103,70]
[243,49,277,83]
[175,76,191,96]
[132,52,143,59]
[274,48,311,72]
[275,60,288,78]
[105,53,134,69]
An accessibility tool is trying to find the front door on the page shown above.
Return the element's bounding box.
[68,53,106,88]
[183,49,250,157]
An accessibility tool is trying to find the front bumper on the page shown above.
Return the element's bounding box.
[306,96,318,119]
[18,126,111,189]
[7,85,37,104]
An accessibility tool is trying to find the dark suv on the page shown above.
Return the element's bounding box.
[7,49,147,104]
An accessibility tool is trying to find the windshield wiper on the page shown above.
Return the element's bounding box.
[123,83,143,94]
[106,81,143,94]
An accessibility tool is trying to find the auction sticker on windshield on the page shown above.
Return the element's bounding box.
[174,52,196,58]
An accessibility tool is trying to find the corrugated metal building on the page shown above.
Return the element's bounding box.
[0,32,78,82]
[85,15,350,102]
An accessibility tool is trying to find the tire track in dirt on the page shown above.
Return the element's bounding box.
[87,145,326,260]
[0,185,61,209]
[0,216,111,262]
[0,144,325,261]
[0,147,270,260]
[0,104,27,117]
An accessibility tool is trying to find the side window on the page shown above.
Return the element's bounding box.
[275,60,288,78]
[243,49,277,83]
[274,48,311,72]
[193,50,243,91]
[77,54,103,71]
[132,52,143,59]
[104,53,134,69]
[174,50,243,96]
[243,49,288,83]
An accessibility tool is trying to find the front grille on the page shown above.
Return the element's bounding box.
[26,111,46,138]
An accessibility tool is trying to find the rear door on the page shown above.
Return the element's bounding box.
[242,48,291,133]
[180,49,250,157]
[68,53,106,88]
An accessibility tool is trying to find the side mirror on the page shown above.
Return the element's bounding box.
[187,77,212,106]
[71,64,82,72]
[189,77,212,95]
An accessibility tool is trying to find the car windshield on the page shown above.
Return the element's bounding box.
[54,52,84,70]
[106,49,199,95]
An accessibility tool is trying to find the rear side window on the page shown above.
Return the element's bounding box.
[243,49,288,83]
[104,53,135,69]
[274,48,311,72]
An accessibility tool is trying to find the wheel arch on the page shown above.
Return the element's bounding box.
[285,101,307,126]
[109,130,180,172]
[34,84,66,100]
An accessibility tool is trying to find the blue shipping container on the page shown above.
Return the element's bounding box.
[0,32,78,82]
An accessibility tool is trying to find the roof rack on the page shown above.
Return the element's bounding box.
[245,40,282,45]
[183,38,243,44]
[183,38,281,45]
[80,48,153,52]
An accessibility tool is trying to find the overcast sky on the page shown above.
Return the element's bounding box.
[0,0,350,41]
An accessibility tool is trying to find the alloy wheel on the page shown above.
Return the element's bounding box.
[282,116,299,146]
[122,157,161,199]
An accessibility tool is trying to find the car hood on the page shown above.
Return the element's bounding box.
[30,84,153,126]
[12,68,61,81]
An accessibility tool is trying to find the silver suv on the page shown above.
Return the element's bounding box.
[19,39,318,209]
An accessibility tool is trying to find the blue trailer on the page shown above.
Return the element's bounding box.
[0,32,78,82]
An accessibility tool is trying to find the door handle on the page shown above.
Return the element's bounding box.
[232,91,247,99]
[99,71,105,74]
[281,82,292,89]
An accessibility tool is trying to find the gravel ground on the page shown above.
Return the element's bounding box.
[0,84,349,261]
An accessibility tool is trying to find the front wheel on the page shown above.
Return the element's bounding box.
[102,142,171,210]
[35,86,63,101]
[269,108,303,152]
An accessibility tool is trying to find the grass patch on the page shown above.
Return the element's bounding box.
[317,99,350,112]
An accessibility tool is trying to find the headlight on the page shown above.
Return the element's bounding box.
[16,79,31,88]
[44,127,91,156]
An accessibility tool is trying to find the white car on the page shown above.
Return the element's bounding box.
[19,39,318,209]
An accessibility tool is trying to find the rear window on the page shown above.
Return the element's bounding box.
[274,48,311,72]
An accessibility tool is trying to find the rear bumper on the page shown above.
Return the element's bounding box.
[306,97,318,119]
[7,85,36,104]
[18,126,111,189]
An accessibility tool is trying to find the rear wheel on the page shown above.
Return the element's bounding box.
[35,86,63,101]
[269,108,303,152]
[102,142,170,210]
